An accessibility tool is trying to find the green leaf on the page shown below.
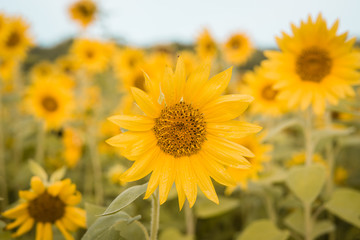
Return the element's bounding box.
[159,228,194,240]
[313,127,355,145]
[0,220,12,240]
[312,220,334,239]
[85,203,106,227]
[100,183,148,216]
[236,219,289,240]
[49,166,66,183]
[28,160,48,181]
[114,217,148,240]
[286,164,326,204]
[195,197,239,219]
[258,166,287,185]
[325,188,360,228]
[82,211,138,240]
[263,118,301,142]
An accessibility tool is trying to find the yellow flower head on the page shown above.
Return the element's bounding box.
[264,14,360,114]
[0,57,17,82]
[226,134,272,193]
[107,57,261,209]
[55,55,80,76]
[0,16,33,60]
[113,47,145,80]
[108,164,127,186]
[69,0,97,28]
[63,127,83,168]
[242,66,287,116]
[25,79,74,129]
[223,33,254,65]
[334,166,348,185]
[30,61,56,82]
[2,176,86,239]
[71,38,113,74]
[196,29,217,61]
[286,152,327,168]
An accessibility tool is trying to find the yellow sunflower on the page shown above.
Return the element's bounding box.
[286,152,327,168]
[113,47,145,80]
[107,57,261,209]
[71,38,113,74]
[108,164,127,186]
[63,127,83,168]
[223,33,254,65]
[25,79,74,129]
[242,66,286,116]
[2,176,86,239]
[226,134,272,193]
[0,57,17,82]
[178,50,200,77]
[196,29,217,61]
[30,61,56,82]
[55,55,79,77]
[0,17,33,60]
[69,0,97,28]
[263,14,360,114]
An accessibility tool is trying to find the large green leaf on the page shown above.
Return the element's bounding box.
[195,197,239,219]
[236,219,289,240]
[101,183,148,216]
[115,219,148,240]
[286,164,326,204]
[325,188,360,228]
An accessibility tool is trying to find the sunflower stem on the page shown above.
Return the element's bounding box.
[263,189,277,224]
[304,202,312,240]
[150,189,160,240]
[0,89,8,209]
[134,220,150,240]
[185,200,195,236]
[304,108,314,166]
[35,121,46,164]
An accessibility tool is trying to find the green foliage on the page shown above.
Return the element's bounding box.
[195,197,239,219]
[236,219,289,240]
[0,220,12,240]
[28,160,48,181]
[159,228,193,240]
[49,166,67,183]
[325,188,360,228]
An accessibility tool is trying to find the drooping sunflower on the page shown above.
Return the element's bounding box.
[242,66,287,116]
[71,38,113,74]
[25,79,74,129]
[0,17,33,60]
[223,33,254,65]
[195,29,218,61]
[2,176,86,239]
[263,14,360,114]
[69,0,97,28]
[226,134,272,193]
[107,57,261,208]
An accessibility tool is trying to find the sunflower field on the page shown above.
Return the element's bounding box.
[0,1,360,240]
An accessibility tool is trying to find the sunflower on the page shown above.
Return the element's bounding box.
[0,17,33,60]
[242,66,286,116]
[226,134,272,193]
[195,29,217,61]
[25,79,74,129]
[69,0,97,28]
[55,55,79,77]
[30,61,56,82]
[107,57,261,209]
[2,176,86,239]
[223,33,254,65]
[286,152,327,168]
[63,127,83,168]
[0,57,17,82]
[263,14,360,114]
[71,38,113,74]
[108,164,127,186]
[113,47,145,80]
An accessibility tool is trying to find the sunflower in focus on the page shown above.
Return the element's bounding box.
[0,17,33,60]
[196,29,217,61]
[226,134,272,193]
[263,14,360,114]
[2,176,86,239]
[25,79,74,129]
[69,0,97,28]
[107,57,261,209]
[242,66,286,116]
[223,33,253,65]
[71,38,113,74]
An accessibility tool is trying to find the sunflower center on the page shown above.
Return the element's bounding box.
[153,102,207,158]
[78,4,95,17]
[28,192,65,223]
[261,84,278,100]
[42,96,58,112]
[6,31,20,48]
[230,39,241,49]
[86,50,94,59]
[296,47,332,82]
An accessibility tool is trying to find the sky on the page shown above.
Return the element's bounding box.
[0,0,359,48]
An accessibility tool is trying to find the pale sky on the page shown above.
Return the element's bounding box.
[0,0,359,48]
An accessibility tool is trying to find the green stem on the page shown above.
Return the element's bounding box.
[304,203,312,240]
[134,220,150,240]
[263,190,277,223]
[150,189,160,240]
[0,89,8,209]
[304,108,314,166]
[35,121,46,164]
[185,200,195,236]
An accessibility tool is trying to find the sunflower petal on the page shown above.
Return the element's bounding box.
[131,87,161,118]
[108,115,154,131]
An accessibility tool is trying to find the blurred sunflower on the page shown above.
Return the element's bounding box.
[107,57,261,209]
[69,0,97,28]
[196,29,217,61]
[226,134,272,193]
[63,127,83,168]
[25,79,74,129]
[264,14,360,114]
[242,66,286,116]
[55,55,79,77]
[113,47,145,80]
[223,33,253,65]
[71,38,113,74]
[2,176,86,239]
[0,57,16,82]
[0,17,33,60]
[30,61,55,82]
[286,152,327,168]
[108,164,127,186]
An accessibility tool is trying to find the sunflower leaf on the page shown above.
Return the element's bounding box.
[195,197,239,219]
[28,160,48,181]
[236,219,289,240]
[100,183,148,216]
[49,166,67,183]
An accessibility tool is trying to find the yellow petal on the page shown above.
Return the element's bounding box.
[144,167,161,199]
[12,217,34,238]
[48,181,64,197]
[43,222,53,240]
[19,190,38,200]
[173,56,186,101]
[5,214,29,230]
[183,62,210,103]
[31,176,45,194]
[61,217,78,232]
[175,175,185,210]
[131,87,161,118]
[177,157,197,208]
[2,203,28,219]
[65,207,87,228]
[159,157,176,205]
[63,192,82,206]
[56,220,75,240]
[108,115,154,131]
[207,121,262,139]
[35,222,44,240]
